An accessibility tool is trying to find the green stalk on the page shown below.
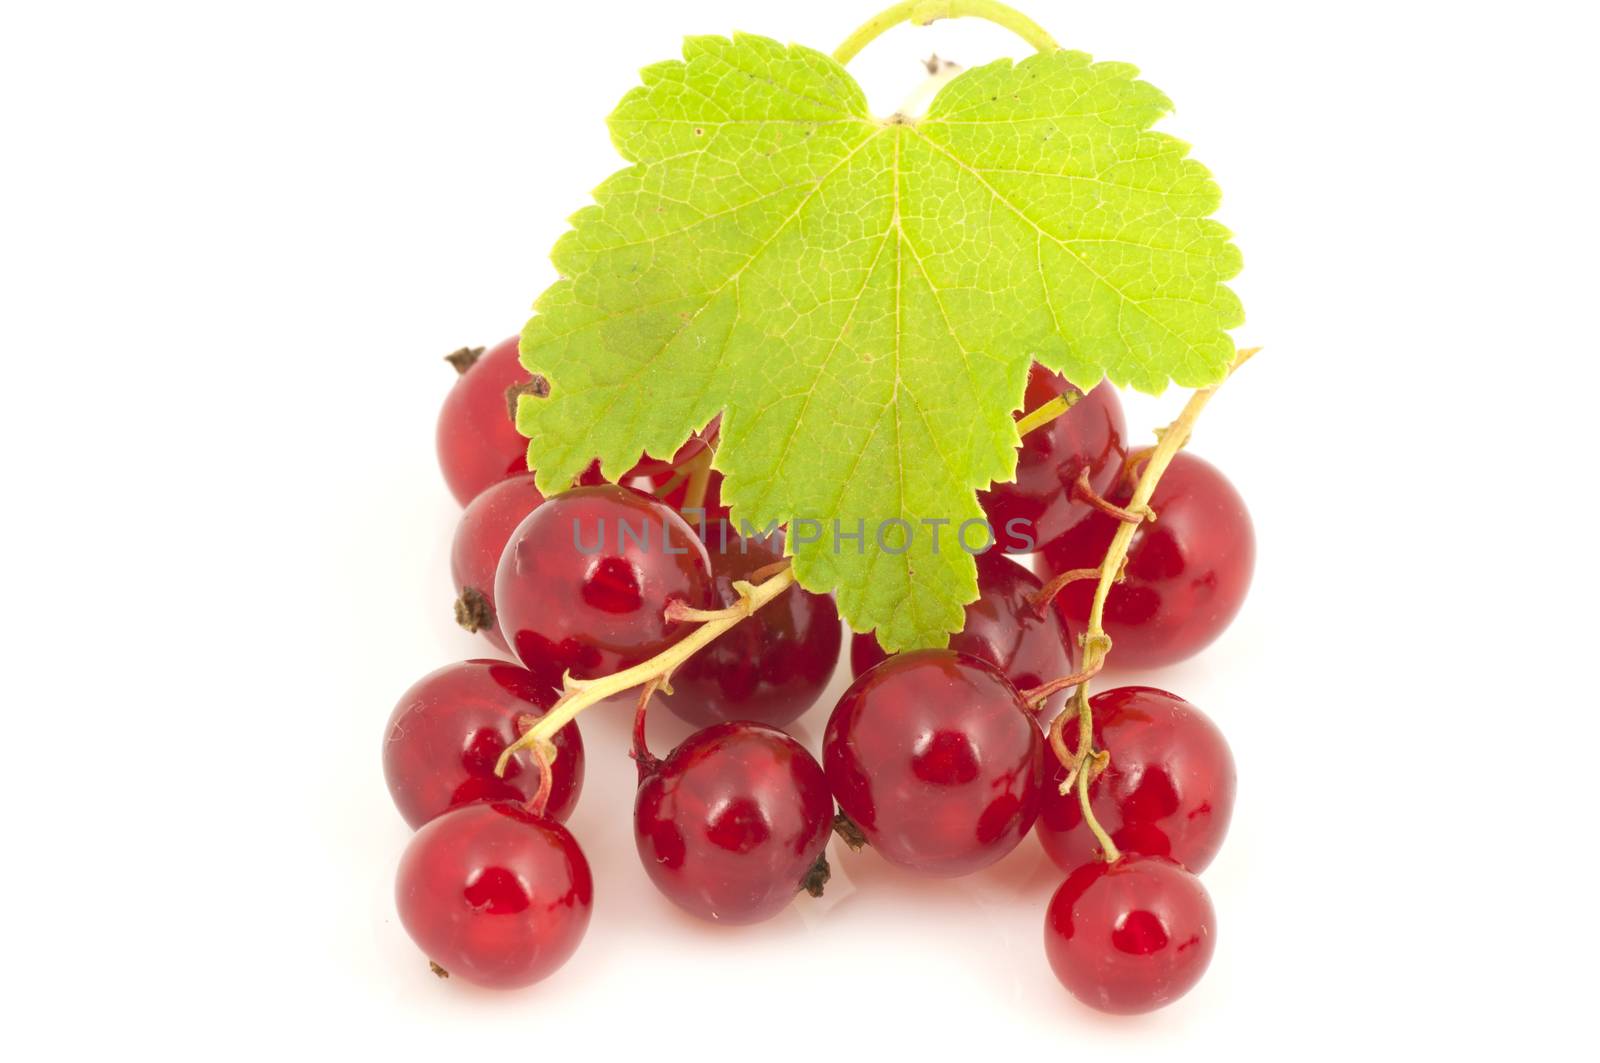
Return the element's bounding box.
[833,0,1059,65]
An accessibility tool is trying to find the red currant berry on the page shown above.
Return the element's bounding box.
[436,337,538,507]
[450,472,544,653]
[382,660,583,829]
[823,650,1045,876]
[1044,855,1215,1014]
[668,523,841,729]
[1038,687,1234,873]
[981,367,1126,552]
[850,550,1073,716]
[634,722,833,924]
[396,802,592,989]
[1040,452,1254,668]
[494,484,713,690]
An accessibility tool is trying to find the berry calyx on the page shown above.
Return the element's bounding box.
[1044,855,1215,1014]
[823,650,1045,876]
[668,523,841,729]
[396,801,592,989]
[449,472,545,653]
[1038,687,1234,873]
[444,345,485,374]
[382,660,584,828]
[494,484,713,690]
[850,550,1074,717]
[436,336,538,507]
[634,721,833,924]
[1040,451,1254,669]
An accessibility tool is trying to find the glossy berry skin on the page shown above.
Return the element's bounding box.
[850,551,1073,717]
[450,473,544,653]
[1044,855,1215,1014]
[824,650,1045,876]
[436,337,536,507]
[981,367,1126,553]
[1041,452,1254,669]
[396,802,592,989]
[1038,687,1234,874]
[669,524,841,728]
[495,485,713,690]
[635,722,833,925]
[382,660,583,829]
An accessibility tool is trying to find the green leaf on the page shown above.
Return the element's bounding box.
[520,33,1241,650]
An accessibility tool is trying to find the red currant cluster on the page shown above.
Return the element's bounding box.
[384,337,1253,1014]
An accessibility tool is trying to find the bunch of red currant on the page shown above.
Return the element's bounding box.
[383,337,1254,1014]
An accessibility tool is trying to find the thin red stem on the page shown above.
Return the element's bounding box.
[1049,686,1106,795]
[629,679,663,782]
[1070,467,1153,524]
[516,713,556,819]
[1028,566,1100,615]
[1047,699,1079,771]
[1021,654,1104,711]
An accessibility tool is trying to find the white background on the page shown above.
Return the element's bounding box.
[3,1,1595,1057]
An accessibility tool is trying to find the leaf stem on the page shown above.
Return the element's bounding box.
[832,0,1059,66]
[494,566,798,777]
